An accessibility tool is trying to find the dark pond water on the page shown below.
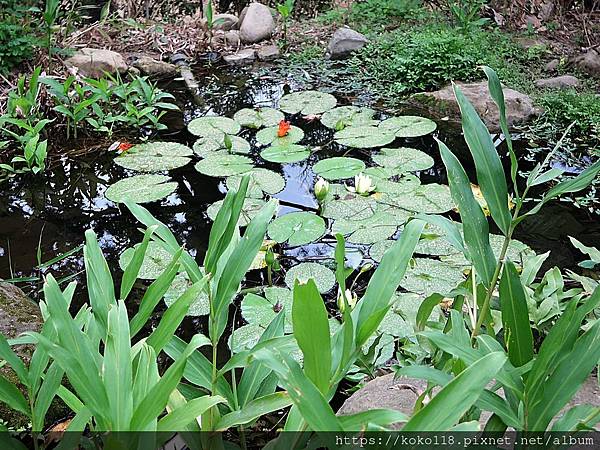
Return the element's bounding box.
[1,62,598,322]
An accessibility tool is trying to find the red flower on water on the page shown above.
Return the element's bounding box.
[277,120,291,137]
[117,142,133,154]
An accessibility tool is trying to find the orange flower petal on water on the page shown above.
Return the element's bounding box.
[117,142,133,154]
[277,120,291,137]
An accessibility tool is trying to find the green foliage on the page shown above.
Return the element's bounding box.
[277,0,294,46]
[319,0,425,29]
[536,89,600,136]
[446,0,489,32]
[0,22,36,74]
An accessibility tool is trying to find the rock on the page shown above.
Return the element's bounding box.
[225,30,241,47]
[237,6,249,29]
[544,59,560,72]
[223,48,256,66]
[257,44,280,61]
[327,27,368,60]
[239,3,274,44]
[339,372,600,430]
[573,50,600,76]
[213,13,239,31]
[412,81,538,132]
[534,75,580,89]
[64,47,128,78]
[132,55,178,77]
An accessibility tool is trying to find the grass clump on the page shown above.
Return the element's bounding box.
[536,90,600,137]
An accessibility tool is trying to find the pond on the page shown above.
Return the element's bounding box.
[0,63,598,351]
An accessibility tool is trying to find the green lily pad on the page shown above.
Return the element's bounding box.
[118,241,174,279]
[105,174,177,204]
[369,240,394,263]
[372,147,434,173]
[378,293,423,338]
[279,90,337,115]
[234,107,285,129]
[164,272,210,316]
[194,153,253,177]
[416,223,461,256]
[321,193,378,221]
[229,323,263,353]
[332,212,399,244]
[242,286,293,332]
[113,142,193,172]
[379,116,437,138]
[256,125,304,146]
[260,144,311,163]
[207,197,269,226]
[401,258,465,296]
[321,106,378,129]
[313,157,366,180]
[226,168,286,196]
[192,136,251,157]
[334,126,396,148]
[268,212,326,246]
[363,166,398,181]
[187,116,241,138]
[377,183,453,214]
[441,235,534,267]
[375,175,421,195]
[285,262,335,293]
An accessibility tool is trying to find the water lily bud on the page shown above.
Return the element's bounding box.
[354,173,376,196]
[337,288,358,313]
[359,263,373,273]
[314,177,329,203]
[265,247,275,267]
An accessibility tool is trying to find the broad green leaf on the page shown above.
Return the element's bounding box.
[499,261,533,367]
[332,212,399,245]
[0,334,28,386]
[279,90,337,115]
[292,279,331,394]
[105,174,177,204]
[321,106,378,129]
[376,183,454,214]
[284,262,336,294]
[234,107,284,129]
[157,395,225,431]
[313,157,366,180]
[267,212,326,246]
[187,116,241,138]
[192,136,250,157]
[379,116,437,138]
[0,376,29,416]
[241,287,292,330]
[226,168,285,196]
[453,84,512,235]
[259,143,311,163]
[334,126,395,148]
[113,142,192,172]
[438,140,496,287]
[194,153,253,177]
[119,240,173,279]
[372,147,434,173]
[215,392,292,430]
[402,352,507,431]
[256,125,304,146]
[401,257,465,297]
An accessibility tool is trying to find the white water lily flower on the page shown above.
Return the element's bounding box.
[337,288,358,313]
[314,177,329,202]
[347,173,376,196]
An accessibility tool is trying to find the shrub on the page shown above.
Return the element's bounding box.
[0,23,36,74]
[536,89,600,136]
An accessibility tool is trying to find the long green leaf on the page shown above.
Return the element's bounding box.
[338,409,408,430]
[438,139,496,286]
[32,361,63,431]
[158,395,225,431]
[120,225,158,300]
[292,279,331,394]
[402,352,507,431]
[499,261,533,367]
[215,392,292,430]
[0,376,29,416]
[0,334,28,386]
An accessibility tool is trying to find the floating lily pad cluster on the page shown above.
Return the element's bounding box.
[109,88,536,359]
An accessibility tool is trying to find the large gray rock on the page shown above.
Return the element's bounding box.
[534,75,580,89]
[239,3,274,44]
[327,27,368,60]
[213,13,239,31]
[132,55,178,77]
[223,48,256,66]
[225,30,241,47]
[257,44,280,61]
[573,50,600,76]
[64,47,128,78]
[412,81,538,132]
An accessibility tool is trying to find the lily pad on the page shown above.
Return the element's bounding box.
[363,166,397,181]
[401,258,465,296]
[105,174,177,204]
[260,143,311,163]
[375,175,421,195]
[187,116,241,138]
[194,153,253,177]
[164,272,209,316]
[268,212,326,246]
[321,106,378,129]
[242,286,293,332]
[332,212,399,244]
[226,168,286,196]
[313,157,366,180]
[334,126,396,148]
[378,293,423,338]
[379,116,437,138]
[118,241,174,279]
[377,183,453,214]
[441,235,534,267]
[256,125,304,146]
[369,240,394,263]
[192,136,251,157]
[113,142,193,172]
[207,197,269,226]
[285,262,335,293]
[234,107,285,129]
[279,91,337,115]
[416,223,461,256]
[229,323,263,353]
[372,147,434,173]
[321,193,378,221]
